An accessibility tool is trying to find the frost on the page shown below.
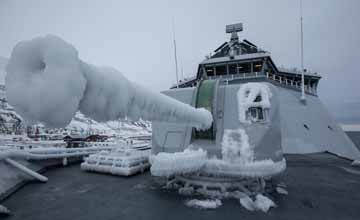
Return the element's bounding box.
[203,158,286,178]
[185,199,222,209]
[212,128,286,178]
[239,194,275,212]
[221,128,253,164]
[150,148,207,177]
[5,35,212,129]
[5,35,86,128]
[237,82,272,123]
[150,128,286,178]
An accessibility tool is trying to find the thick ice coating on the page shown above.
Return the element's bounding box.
[79,63,212,129]
[237,82,272,124]
[5,35,86,128]
[5,35,213,129]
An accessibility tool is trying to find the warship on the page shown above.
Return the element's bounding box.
[150,23,360,186]
[155,23,358,160]
[1,23,360,219]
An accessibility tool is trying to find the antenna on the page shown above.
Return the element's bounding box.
[300,0,306,102]
[172,17,179,88]
[181,59,184,80]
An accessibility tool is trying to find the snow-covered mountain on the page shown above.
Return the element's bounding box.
[66,111,151,137]
[0,56,151,137]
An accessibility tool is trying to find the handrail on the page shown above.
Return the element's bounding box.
[172,71,317,95]
[0,146,115,160]
[266,73,317,95]
[0,146,116,182]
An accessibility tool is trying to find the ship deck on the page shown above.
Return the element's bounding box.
[2,132,360,219]
[2,151,360,220]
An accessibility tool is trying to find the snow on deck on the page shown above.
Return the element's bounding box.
[185,199,222,209]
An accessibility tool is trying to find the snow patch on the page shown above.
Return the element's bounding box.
[185,199,222,209]
[150,147,207,177]
[239,195,256,211]
[5,35,212,129]
[254,194,276,212]
[237,83,272,124]
[239,194,275,212]
[276,186,288,195]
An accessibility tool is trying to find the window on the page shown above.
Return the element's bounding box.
[247,107,266,122]
[215,65,227,76]
[205,66,214,76]
[238,63,251,73]
[253,61,263,72]
[228,64,237,74]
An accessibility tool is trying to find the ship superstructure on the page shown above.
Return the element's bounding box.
[151,23,360,175]
[172,23,320,95]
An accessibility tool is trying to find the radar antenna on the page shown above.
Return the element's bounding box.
[226,23,243,57]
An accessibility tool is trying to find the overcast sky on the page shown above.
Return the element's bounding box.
[0,0,359,122]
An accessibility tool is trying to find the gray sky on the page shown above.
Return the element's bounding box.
[0,0,359,122]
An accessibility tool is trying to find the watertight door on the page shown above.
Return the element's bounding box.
[193,80,217,140]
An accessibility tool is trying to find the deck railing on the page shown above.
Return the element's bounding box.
[265,72,317,95]
[173,71,317,95]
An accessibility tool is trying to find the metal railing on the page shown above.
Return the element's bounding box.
[266,72,317,95]
[172,71,317,95]
[207,71,265,81]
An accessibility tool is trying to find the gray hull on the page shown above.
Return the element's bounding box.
[278,86,360,160]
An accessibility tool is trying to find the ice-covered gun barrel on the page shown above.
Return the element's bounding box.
[5,35,213,129]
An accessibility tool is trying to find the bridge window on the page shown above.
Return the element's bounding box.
[253,61,263,72]
[205,66,214,76]
[228,64,237,74]
[238,63,251,73]
[215,65,227,76]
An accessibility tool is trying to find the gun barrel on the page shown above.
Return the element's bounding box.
[5,35,212,129]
